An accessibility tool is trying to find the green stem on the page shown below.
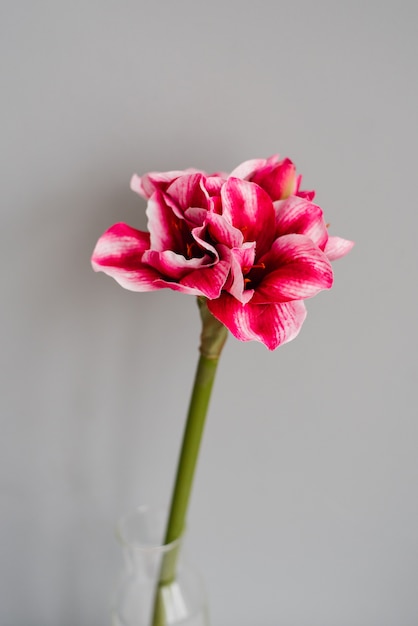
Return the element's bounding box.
[164,353,220,544]
[150,298,228,626]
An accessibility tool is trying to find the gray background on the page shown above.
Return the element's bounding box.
[2,1,417,625]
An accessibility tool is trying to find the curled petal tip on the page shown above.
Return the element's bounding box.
[130,174,146,196]
[325,236,355,261]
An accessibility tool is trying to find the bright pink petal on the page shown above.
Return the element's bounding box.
[144,245,230,299]
[146,191,186,252]
[224,243,256,304]
[207,195,222,214]
[92,223,149,266]
[132,169,201,199]
[203,176,225,195]
[166,173,209,211]
[190,225,220,255]
[142,249,213,280]
[180,255,231,299]
[204,211,244,248]
[324,236,355,260]
[221,178,275,255]
[251,157,297,201]
[91,223,162,291]
[183,207,207,227]
[252,234,333,304]
[274,196,328,250]
[207,294,307,350]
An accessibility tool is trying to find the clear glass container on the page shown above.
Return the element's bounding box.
[111,506,209,626]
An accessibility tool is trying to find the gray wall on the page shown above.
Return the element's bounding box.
[2,2,417,625]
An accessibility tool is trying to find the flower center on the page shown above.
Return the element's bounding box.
[242,262,266,288]
[186,242,203,259]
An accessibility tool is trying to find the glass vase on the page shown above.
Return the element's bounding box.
[111,506,209,626]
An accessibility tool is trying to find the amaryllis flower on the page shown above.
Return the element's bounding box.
[92,157,353,350]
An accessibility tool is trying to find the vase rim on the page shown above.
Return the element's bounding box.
[115,504,184,553]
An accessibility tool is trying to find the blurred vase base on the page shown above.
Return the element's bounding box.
[111,506,209,626]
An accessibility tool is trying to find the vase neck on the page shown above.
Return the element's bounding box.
[116,506,184,578]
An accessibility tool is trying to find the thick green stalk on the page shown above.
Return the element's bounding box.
[151,298,228,626]
[164,353,220,545]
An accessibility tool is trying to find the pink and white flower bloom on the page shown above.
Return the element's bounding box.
[92,156,353,350]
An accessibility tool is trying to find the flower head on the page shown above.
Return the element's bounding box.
[92,156,353,350]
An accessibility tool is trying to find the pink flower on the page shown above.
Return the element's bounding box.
[92,157,353,350]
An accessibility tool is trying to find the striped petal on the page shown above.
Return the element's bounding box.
[130,169,201,199]
[224,243,256,304]
[252,234,333,304]
[91,223,162,291]
[166,173,209,211]
[142,249,213,280]
[146,190,190,252]
[204,175,225,195]
[221,178,275,255]
[325,236,355,260]
[143,258,230,299]
[180,254,231,299]
[250,157,297,201]
[204,211,244,248]
[207,294,307,350]
[274,196,329,250]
